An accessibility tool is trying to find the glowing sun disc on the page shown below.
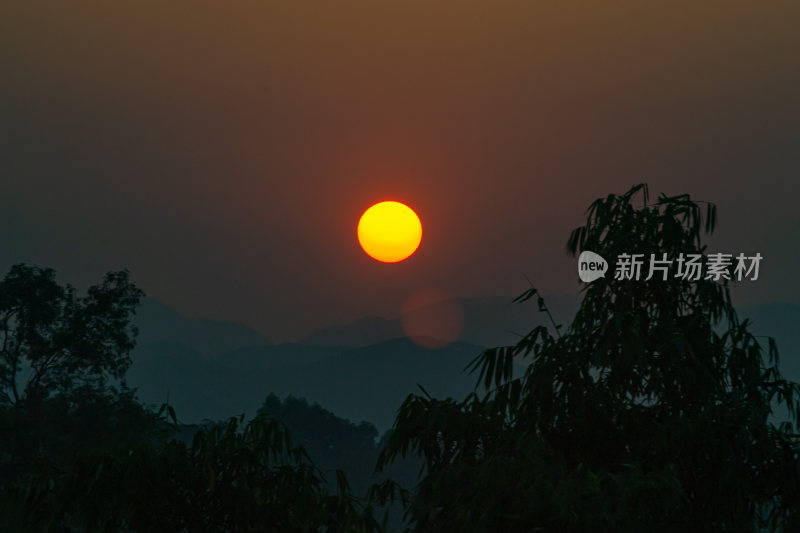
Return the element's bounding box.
[357,201,422,263]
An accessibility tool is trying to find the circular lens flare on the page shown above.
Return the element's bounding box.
[402,288,463,349]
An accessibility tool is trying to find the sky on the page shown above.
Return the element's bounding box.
[2,1,799,342]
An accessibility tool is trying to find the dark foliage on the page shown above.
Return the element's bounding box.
[1,412,384,532]
[376,184,800,532]
[258,394,379,496]
[0,264,142,407]
[0,265,148,486]
[0,265,384,532]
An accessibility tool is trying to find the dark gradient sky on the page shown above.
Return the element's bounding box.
[2,1,799,341]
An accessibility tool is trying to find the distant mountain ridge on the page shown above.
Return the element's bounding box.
[126,297,800,434]
[740,301,800,382]
[217,343,347,370]
[302,316,403,348]
[134,299,270,358]
[128,337,484,432]
[303,293,581,349]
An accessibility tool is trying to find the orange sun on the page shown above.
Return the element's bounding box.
[357,201,422,263]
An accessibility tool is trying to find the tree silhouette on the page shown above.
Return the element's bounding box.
[376,184,800,531]
[258,394,379,497]
[0,266,389,531]
[0,264,149,487]
[2,412,385,532]
[0,264,143,408]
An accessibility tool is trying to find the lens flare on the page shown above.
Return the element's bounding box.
[402,288,463,349]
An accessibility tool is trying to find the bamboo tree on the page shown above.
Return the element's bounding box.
[377,184,800,532]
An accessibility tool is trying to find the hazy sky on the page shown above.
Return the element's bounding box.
[2,1,799,341]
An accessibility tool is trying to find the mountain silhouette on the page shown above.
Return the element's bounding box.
[128,336,483,432]
[134,299,270,358]
[303,294,580,348]
[127,299,800,433]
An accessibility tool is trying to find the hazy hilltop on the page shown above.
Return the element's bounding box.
[216,343,347,370]
[741,302,800,383]
[302,316,403,348]
[129,301,487,430]
[128,337,482,431]
[127,298,800,433]
[303,293,581,348]
[134,299,270,358]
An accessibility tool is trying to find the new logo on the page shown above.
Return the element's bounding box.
[578,251,608,283]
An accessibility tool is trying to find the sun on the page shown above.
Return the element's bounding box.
[357,201,422,263]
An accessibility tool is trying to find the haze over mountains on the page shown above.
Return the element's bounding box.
[127,295,800,433]
[135,299,271,357]
[303,293,580,348]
